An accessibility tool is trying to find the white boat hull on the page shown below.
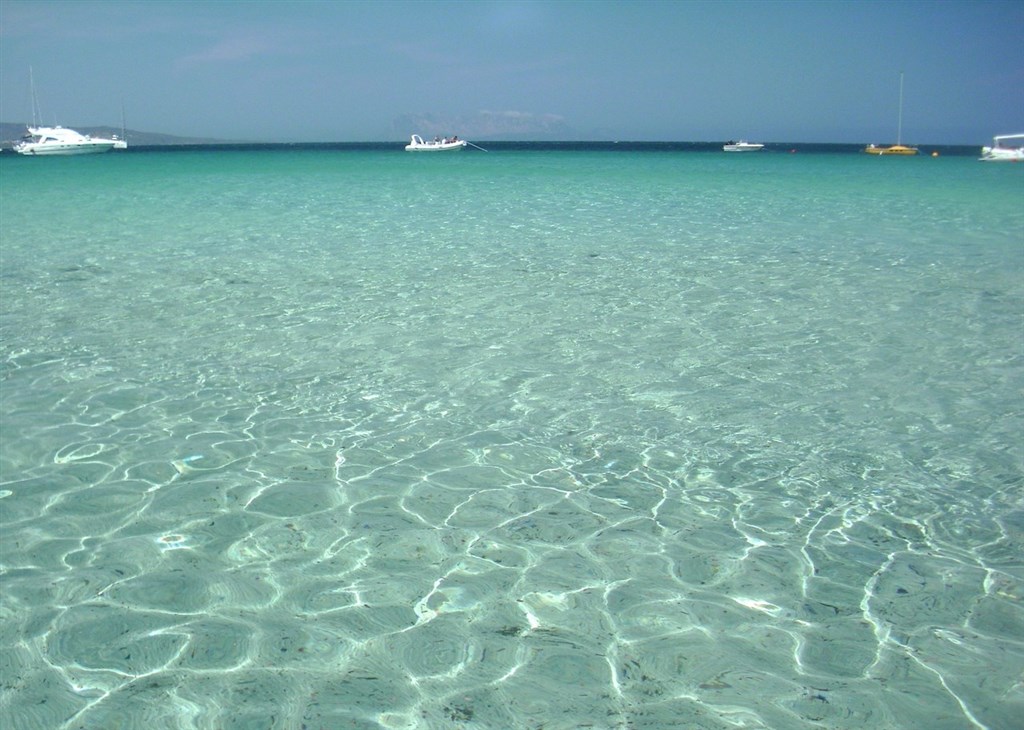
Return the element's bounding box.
[16,141,117,156]
[980,149,1024,161]
[723,142,764,152]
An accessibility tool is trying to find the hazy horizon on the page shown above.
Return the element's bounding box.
[0,121,1002,147]
[1,0,1021,145]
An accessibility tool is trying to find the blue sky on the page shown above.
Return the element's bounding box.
[1,0,1021,143]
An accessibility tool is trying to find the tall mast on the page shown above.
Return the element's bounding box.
[897,72,904,146]
[28,66,41,127]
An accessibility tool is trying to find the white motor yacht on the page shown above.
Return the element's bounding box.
[14,125,126,156]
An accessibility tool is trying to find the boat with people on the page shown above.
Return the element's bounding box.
[405,134,467,151]
[979,134,1024,162]
[864,72,918,156]
[14,125,127,156]
[723,141,764,152]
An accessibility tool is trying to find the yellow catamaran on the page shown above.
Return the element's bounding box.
[864,73,918,156]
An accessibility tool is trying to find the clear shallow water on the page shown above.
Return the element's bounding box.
[1,147,1022,730]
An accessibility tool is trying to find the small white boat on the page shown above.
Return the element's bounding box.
[723,141,764,152]
[405,134,467,152]
[14,125,126,156]
[980,134,1024,162]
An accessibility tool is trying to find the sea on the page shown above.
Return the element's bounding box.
[0,142,1021,730]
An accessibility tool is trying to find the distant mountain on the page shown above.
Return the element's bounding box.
[0,122,227,149]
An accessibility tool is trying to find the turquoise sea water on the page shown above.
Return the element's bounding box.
[1,146,1022,730]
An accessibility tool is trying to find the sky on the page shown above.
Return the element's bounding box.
[1,0,1021,144]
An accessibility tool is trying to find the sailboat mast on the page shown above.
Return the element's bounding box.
[28,66,41,127]
[897,72,904,146]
